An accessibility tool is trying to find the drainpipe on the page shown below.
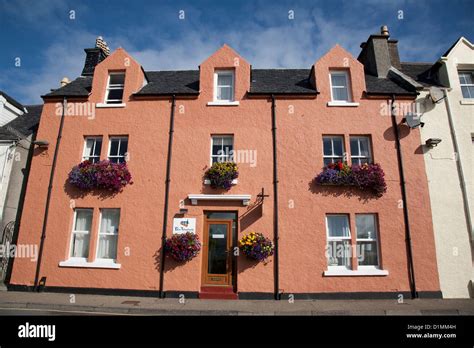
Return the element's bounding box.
[443,90,473,240]
[34,97,67,290]
[390,94,418,299]
[271,94,280,300]
[159,95,176,298]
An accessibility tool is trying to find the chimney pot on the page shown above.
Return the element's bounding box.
[381,25,389,36]
[60,77,70,87]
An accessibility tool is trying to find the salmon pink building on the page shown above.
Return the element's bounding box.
[9,28,442,299]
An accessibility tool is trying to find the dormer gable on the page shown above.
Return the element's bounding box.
[89,48,145,105]
[314,44,366,105]
[200,44,250,105]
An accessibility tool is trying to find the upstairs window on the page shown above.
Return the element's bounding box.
[211,135,233,163]
[323,136,344,166]
[330,71,351,102]
[83,137,102,163]
[108,136,128,163]
[105,72,125,104]
[350,136,372,165]
[459,71,474,99]
[214,70,234,102]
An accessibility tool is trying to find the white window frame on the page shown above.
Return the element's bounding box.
[350,136,372,165]
[213,70,235,103]
[323,136,345,166]
[104,72,125,104]
[329,71,352,102]
[68,209,92,261]
[82,137,102,163]
[355,214,381,270]
[95,208,120,262]
[210,135,234,165]
[108,136,128,163]
[326,214,352,270]
[459,71,474,99]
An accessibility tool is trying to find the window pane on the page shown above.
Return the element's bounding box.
[98,235,118,259]
[350,138,359,156]
[93,139,102,157]
[84,139,95,158]
[357,241,379,266]
[218,86,232,101]
[217,74,232,86]
[109,139,119,156]
[323,138,332,156]
[327,240,351,267]
[109,74,125,85]
[323,158,333,166]
[212,137,222,156]
[75,210,92,231]
[119,139,128,156]
[71,233,90,258]
[331,74,347,87]
[461,86,474,99]
[100,209,120,234]
[359,138,370,157]
[356,214,376,239]
[327,215,350,237]
[332,87,349,101]
[107,89,124,102]
[333,138,343,156]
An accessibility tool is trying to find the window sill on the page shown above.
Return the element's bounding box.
[96,103,126,108]
[324,268,388,276]
[327,101,360,107]
[207,101,240,106]
[204,179,238,185]
[460,100,474,105]
[59,259,121,269]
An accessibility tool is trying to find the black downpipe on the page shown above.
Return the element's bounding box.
[390,95,418,299]
[159,95,176,298]
[271,95,280,300]
[34,97,67,290]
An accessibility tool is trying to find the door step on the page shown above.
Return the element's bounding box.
[199,286,238,300]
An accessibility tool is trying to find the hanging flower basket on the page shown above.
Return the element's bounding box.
[68,160,132,192]
[239,232,274,262]
[205,162,239,190]
[315,161,386,196]
[165,232,201,262]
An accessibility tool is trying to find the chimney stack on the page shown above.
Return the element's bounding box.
[357,25,401,77]
[81,36,110,76]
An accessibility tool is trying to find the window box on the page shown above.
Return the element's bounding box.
[68,160,132,192]
[204,178,238,185]
[315,162,387,196]
[204,162,239,190]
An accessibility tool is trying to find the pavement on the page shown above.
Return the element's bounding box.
[0,290,473,315]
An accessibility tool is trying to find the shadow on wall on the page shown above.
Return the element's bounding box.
[383,123,411,142]
[63,179,120,200]
[308,178,381,203]
[153,247,183,273]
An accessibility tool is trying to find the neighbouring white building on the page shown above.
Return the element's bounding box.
[415,37,473,298]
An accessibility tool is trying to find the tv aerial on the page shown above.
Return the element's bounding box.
[403,112,424,129]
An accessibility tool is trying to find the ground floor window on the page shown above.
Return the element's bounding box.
[326,214,351,269]
[356,214,380,267]
[70,209,92,258]
[97,209,120,260]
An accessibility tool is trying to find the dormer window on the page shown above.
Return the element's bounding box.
[214,70,234,102]
[330,71,351,102]
[105,72,125,104]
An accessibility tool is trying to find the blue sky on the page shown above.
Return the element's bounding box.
[1,0,472,104]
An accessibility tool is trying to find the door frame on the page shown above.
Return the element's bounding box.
[202,219,233,286]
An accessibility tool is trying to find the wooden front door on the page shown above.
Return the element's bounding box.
[202,220,232,286]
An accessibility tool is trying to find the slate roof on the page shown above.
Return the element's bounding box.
[0,90,25,111]
[400,62,442,87]
[249,69,317,95]
[136,71,200,96]
[0,105,43,141]
[43,64,442,99]
[43,77,92,98]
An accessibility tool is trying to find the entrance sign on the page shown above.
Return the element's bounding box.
[172,218,196,234]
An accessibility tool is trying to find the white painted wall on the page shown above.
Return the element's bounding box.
[420,37,474,298]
